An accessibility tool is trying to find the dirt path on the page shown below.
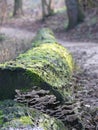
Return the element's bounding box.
[0,26,98,129]
[59,40,98,129]
[59,40,98,75]
[60,40,98,106]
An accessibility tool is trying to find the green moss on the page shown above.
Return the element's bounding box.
[0,28,74,101]
[17,43,74,86]
[39,114,66,130]
[0,100,66,130]
[0,43,74,101]
[19,116,33,125]
[32,28,57,47]
[16,43,74,100]
[0,110,3,125]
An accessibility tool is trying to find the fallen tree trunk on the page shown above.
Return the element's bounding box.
[0,100,66,130]
[0,28,74,102]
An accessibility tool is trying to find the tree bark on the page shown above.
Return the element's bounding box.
[47,0,55,15]
[41,0,46,18]
[0,0,7,25]
[41,0,54,19]
[13,0,23,17]
[65,0,85,30]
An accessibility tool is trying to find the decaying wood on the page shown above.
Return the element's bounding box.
[15,88,83,129]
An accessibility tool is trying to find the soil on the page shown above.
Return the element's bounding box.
[0,7,98,129]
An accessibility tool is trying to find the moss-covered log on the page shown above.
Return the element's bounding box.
[0,28,74,102]
[0,100,66,130]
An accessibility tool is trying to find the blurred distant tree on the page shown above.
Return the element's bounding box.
[0,0,7,25]
[41,0,55,19]
[65,0,85,29]
[79,0,98,10]
[13,0,23,17]
[79,0,88,10]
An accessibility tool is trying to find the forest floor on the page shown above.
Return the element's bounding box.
[0,8,98,129]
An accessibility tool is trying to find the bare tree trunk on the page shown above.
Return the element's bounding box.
[0,0,7,26]
[41,0,54,19]
[47,0,55,15]
[41,0,46,18]
[13,0,23,17]
[65,0,84,29]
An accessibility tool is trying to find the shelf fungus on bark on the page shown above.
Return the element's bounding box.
[15,88,83,130]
